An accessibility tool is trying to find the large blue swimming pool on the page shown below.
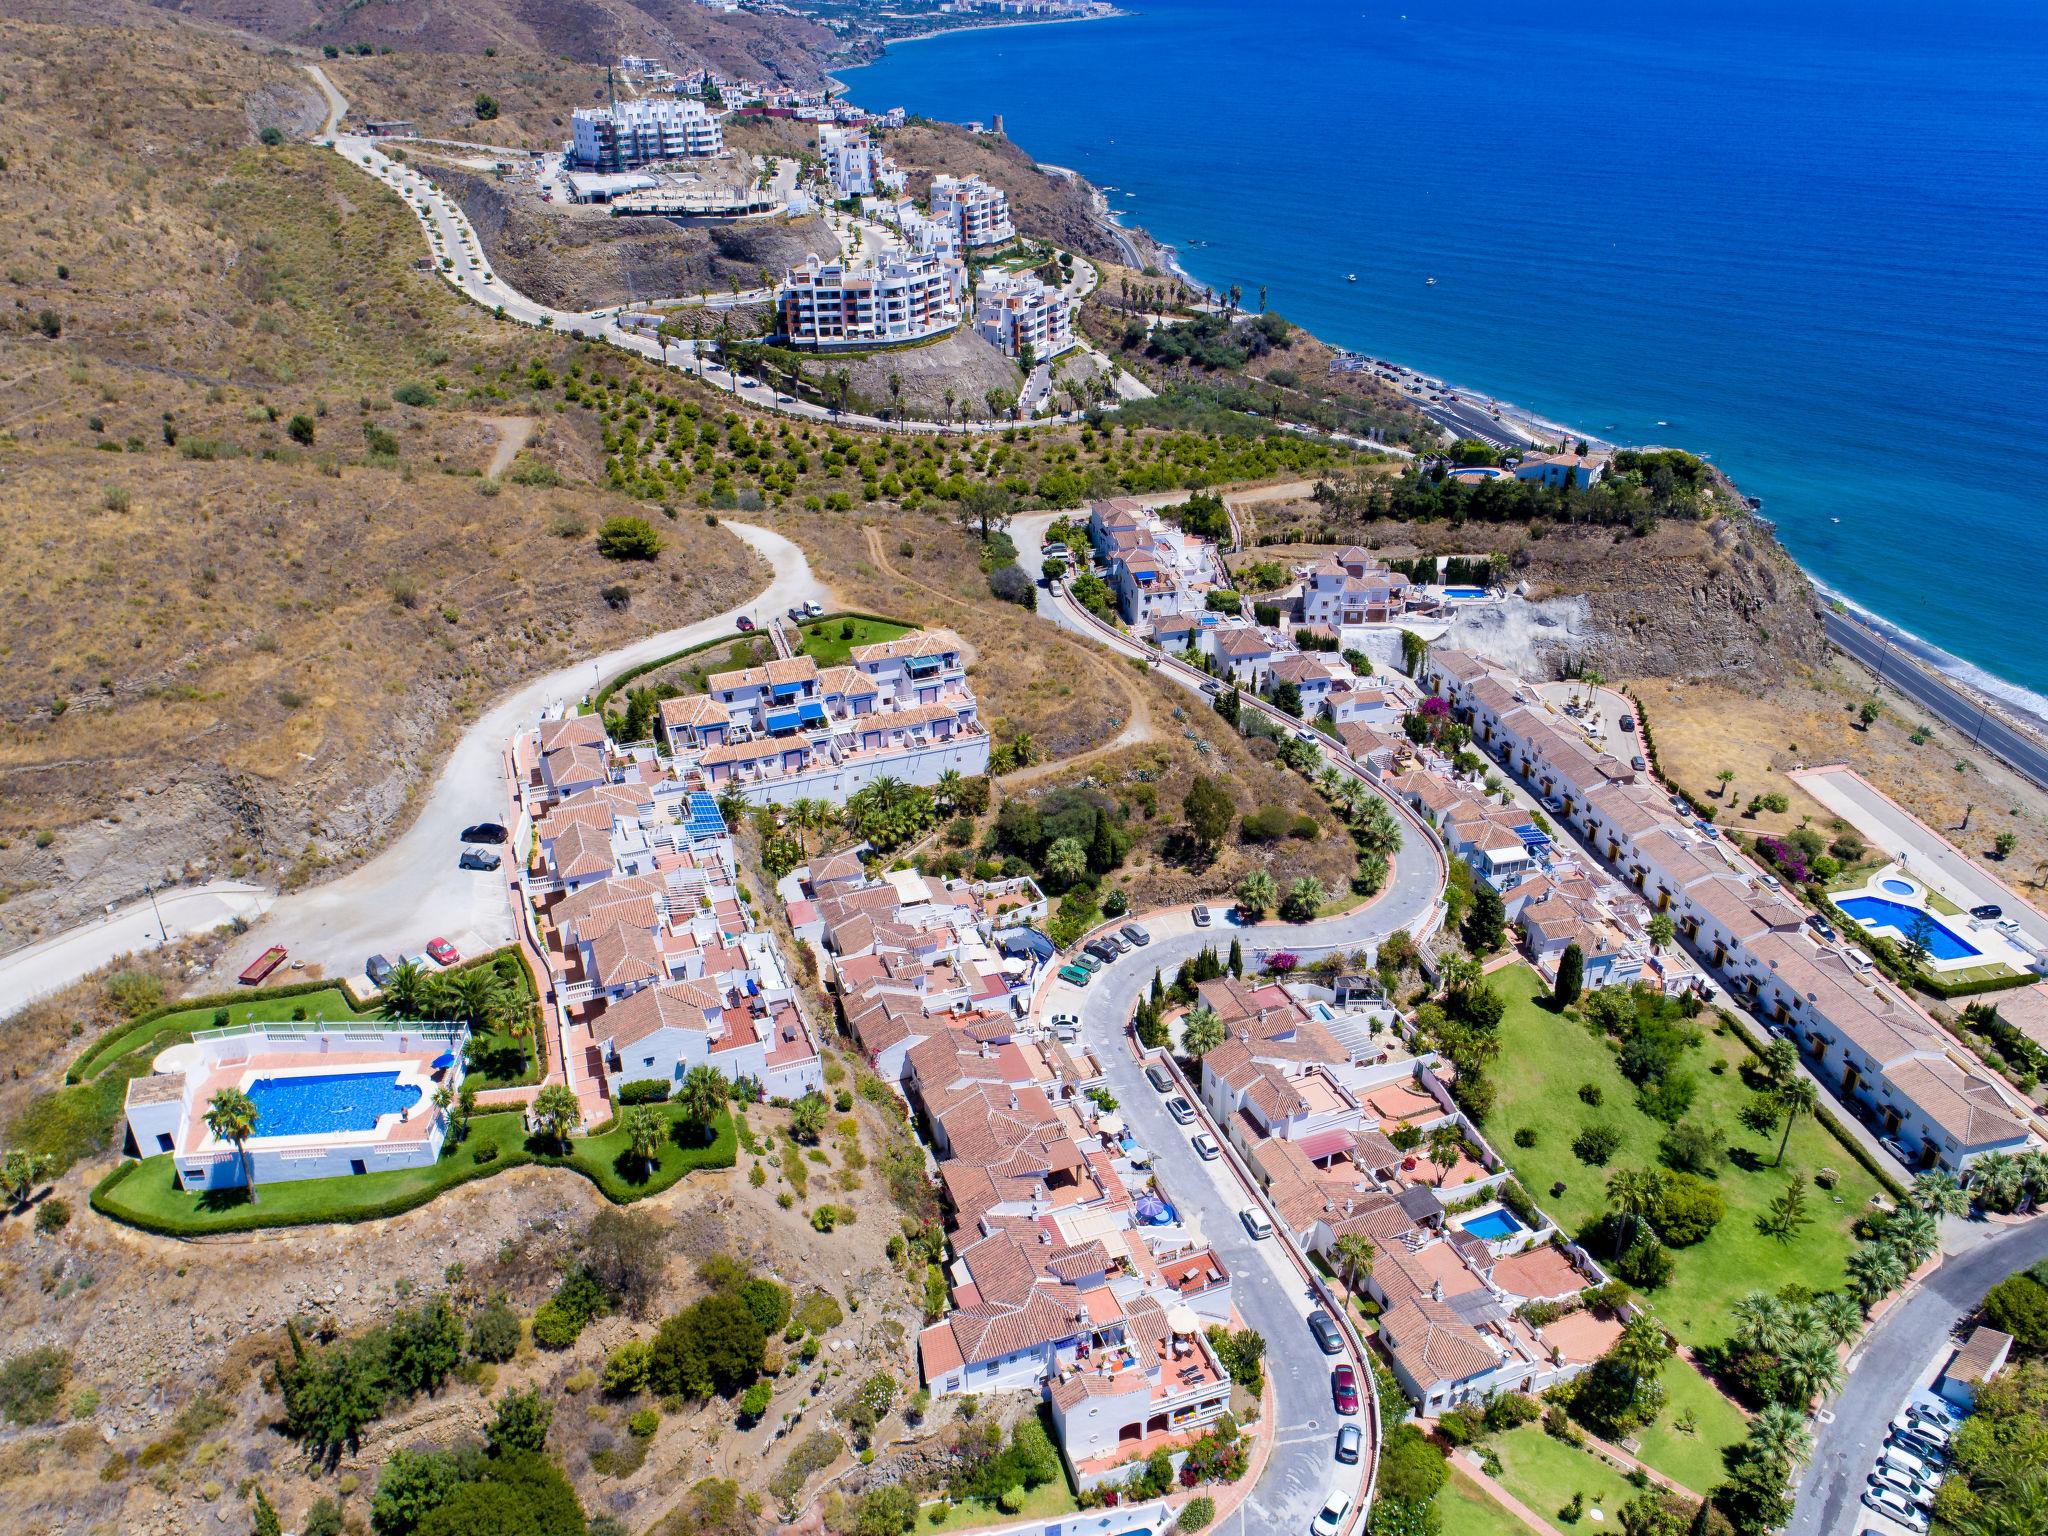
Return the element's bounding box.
[245,1071,420,1137]
[1456,1207,1526,1242]
[1836,896,1982,961]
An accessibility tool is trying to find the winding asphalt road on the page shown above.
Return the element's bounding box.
[1825,608,2048,793]
[1787,1217,2048,1536]
[197,522,826,986]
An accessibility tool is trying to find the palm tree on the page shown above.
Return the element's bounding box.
[1610,1313,1670,1380]
[1773,1077,1818,1166]
[530,1083,582,1152]
[1759,1037,1799,1090]
[1808,1291,1864,1346]
[1606,1166,1665,1255]
[1182,1005,1225,1059]
[1730,1291,1796,1356]
[934,770,966,814]
[1885,1205,1940,1268]
[1426,1123,1463,1186]
[622,1106,664,1173]
[1946,1452,2048,1536]
[1909,1169,1970,1219]
[206,1087,260,1202]
[1333,1233,1374,1298]
[678,1064,727,1143]
[1716,769,1736,798]
[450,966,503,1027]
[1746,1403,1814,1472]
[2016,1148,2048,1206]
[1973,1151,2025,1213]
[381,959,430,1018]
[1779,1331,1844,1408]
[1234,869,1278,920]
[1845,1241,1908,1308]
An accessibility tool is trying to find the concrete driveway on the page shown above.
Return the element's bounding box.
[206,522,827,985]
[0,882,272,1018]
[1058,910,1379,1536]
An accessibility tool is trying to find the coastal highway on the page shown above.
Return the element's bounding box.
[1824,608,2048,792]
[1414,392,1526,452]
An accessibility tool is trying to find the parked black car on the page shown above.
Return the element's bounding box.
[365,953,395,988]
[1971,903,2003,920]
[461,822,509,844]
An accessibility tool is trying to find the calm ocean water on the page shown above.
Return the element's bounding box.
[840,0,2048,707]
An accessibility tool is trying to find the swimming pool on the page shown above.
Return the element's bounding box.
[1835,896,1981,961]
[1455,1207,1525,1242]
[1880,876,1917,896]
[1442,586,1489,600]
[245,1070,421,1137]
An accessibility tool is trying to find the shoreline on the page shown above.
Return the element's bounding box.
[859,10,1129,53]
[838,36,2048,738]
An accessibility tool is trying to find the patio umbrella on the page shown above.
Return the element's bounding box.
[1165,1305,1201,1336]
[432,1051,457,1069]
[1098,1113,1125,1137]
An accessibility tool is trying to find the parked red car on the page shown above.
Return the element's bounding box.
[1331,1364,1359,1415]
[426,937,459,967]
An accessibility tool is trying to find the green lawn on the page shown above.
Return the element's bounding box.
[918,1478,1077,1533]
[796,614,912,669]
[1629,1357,1748,1496]
[71,986,377,1082]
[1482,965,1884,1348]
[1488,1425,1639,1527]
[1437,1471,1533,1536]
[91,1107,735,1234]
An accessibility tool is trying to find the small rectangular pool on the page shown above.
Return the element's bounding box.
[245,1070,421,1137]
[1442,586,1489,600]
[1455,1207,1525,1242]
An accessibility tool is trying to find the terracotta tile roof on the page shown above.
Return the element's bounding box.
[586,920,663,989]
[709,655,820,693]
[1884,1056,2029,1148]
[852,628,964,665]
[599,980,722,1048]
[1947,1326,2013,1386]
[700,736,798,768]
[539,713,608,753]
[1380,1296,1498,1389]
[659,694,731,730]
[548,820,616,880]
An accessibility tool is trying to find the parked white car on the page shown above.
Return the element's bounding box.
[1861,1486,1928,1531]
[1311,1493,1352,1536]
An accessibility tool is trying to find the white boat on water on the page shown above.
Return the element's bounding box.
[1425,276,1437,286]
[1345,273,1356,282]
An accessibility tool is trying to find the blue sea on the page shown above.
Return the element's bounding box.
[840,0,2048,712]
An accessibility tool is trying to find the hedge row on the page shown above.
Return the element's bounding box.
[1917,968,2039,1001]
[90,1109,736,1236]
[68,945,535,1086]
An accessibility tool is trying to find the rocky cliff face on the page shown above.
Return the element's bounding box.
[1357,512,1826,684]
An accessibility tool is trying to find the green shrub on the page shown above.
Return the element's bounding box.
[617,1079,671,1105]
[392,382,433,407]
[629,1407,661,1438]
[1177,1496,1216,1533]
[0,1348,70,1425]
[597,515,664,561]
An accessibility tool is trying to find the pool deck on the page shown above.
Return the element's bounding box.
[1833,864,2038,975]
[180,1048,447,1156]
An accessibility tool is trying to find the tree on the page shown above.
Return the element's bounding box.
[1334,1233,1374,1296]
[1758,1173,1811,1240]
[206,1087,260,1201]
[474,93,500,120]
[678,1065,726,1143]
[252,1486,285,1536]
[529,1084,582,1151]
[957,482,1016,544]
[1845,1240,1909,1308]
[0,1150,50,1209]
[1552,943,1584,1006]
[371,1448,462,1536]
[383,958,431,1017]
[1606,1166,1665,1255]
[485,1393,554,1461]
[1228,938,1244,977]
[1772,1077,1818,1166]
[1426,1124,1463,1185]
[1182,1005,1225,1059]
[648,1292,767,1400]
[1044,836,1089,889]
[1280,875,1326,922]
[1859,698,1881,729]
[1777,1330,1842,1407]
[1716,768,1735,797]
[622,1106,664,1173]
[1235,869,1277,919]
[597,515,664,561]
[789,1091,829,1143]
[1909,1168,1970,1219]
[1461,883,1506,955]
[1983,1273,2048,1352]
[1745,1402,1813,1474]
[1647,913,1674,950]
[1183,775,1235,862]
[287,414,315,446]
[1996,831,2019,860]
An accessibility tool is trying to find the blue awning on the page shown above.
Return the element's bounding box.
[765,708,803,734]
[797,701,826,725]
[771,681,806,700]
[998,929,1056,961]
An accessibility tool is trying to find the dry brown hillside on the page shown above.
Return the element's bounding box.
[882,121,1127,262]
[145,0,845,81]
[0,19,758,942]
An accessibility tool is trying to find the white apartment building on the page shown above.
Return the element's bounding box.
[569,98,724,171]
[974,272,1076,361]
[929,174,1016,249]
[819,125,903,200]
[780,253,965,349]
